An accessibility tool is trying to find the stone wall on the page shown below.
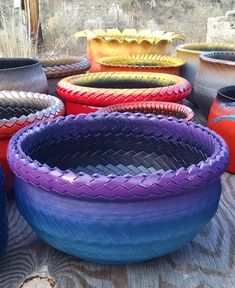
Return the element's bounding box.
[207,10,235,43]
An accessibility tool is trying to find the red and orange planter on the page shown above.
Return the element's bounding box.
[208,86,235,173]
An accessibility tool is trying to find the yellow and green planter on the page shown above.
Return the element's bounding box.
[96,54,185,75]
[75,29,185,72]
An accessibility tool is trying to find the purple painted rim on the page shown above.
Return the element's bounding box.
[7,113,229,201]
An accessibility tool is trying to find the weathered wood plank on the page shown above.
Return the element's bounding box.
[0,107,234,288]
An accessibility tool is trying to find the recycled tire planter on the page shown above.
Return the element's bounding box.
[195,51,235,119]
[0,58,48,93]
[56,72,192,115]
[0,167,7,256]
[8,113,228,264]
[96,54,185,75]
[40,56,90,96]
[100,101,194,121]
[0,91,64,193]
[176,43,235,104]
[208,86,235,173]
[74,29,185,72]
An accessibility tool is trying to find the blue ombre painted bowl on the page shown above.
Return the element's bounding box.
[8,113,228,264]
[0,167,7,256]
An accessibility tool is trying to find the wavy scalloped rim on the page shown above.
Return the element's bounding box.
[96,54,185,69]
[74,29,185,45]
[8,113,228,201]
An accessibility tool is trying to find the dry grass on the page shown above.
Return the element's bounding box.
[0,0,234,58]
[0,5,38,58]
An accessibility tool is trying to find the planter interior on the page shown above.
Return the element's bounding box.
[0,97,49,119]
[0,58,39,69]
[178,43,235,53]
[97,55,185,68]
[218,85,235,100]
[24,121,207,176]
[75,74,175,89]
[201,52,235,62]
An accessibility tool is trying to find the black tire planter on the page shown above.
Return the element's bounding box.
[0,58,48,93]
[40,56,90,96]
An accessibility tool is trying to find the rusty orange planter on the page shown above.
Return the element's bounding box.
[208,86,235,173]
[96,54,185,75]
[75,29,185,72]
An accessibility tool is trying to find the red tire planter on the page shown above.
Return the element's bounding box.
[0,91,64,192]
[56,72,192,114]
[208,86,235,173]
[100,101,194,121]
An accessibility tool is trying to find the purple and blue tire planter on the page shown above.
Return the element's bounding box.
[7,113,229,264]
[0,167,7,256]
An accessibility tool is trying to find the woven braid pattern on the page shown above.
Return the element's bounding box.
[56,72,192,106]
[96,54,185,69]
[0,90,65,139]
[41,56,90,79]
[27,132,207,176]
[100,101,194,121]
[8,113,228,201]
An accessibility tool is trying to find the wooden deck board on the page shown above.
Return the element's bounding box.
[0,106,234,288]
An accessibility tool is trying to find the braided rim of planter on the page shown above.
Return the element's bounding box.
[0,91,64,139]
[40,56,90,79]
[8,113,228,201]
[99,101,194,121]
[176,43,235,54]
[96,54,185,69]
[74,29,185,44]
[200,51,235,66]
[56,72,192,106]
